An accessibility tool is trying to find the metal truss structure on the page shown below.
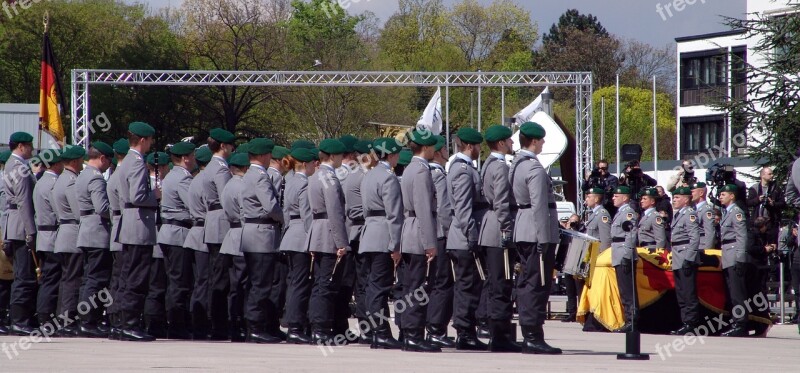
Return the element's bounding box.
[71,69,593,210]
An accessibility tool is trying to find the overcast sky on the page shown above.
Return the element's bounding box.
[141,0,747,47]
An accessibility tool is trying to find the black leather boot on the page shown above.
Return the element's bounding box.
[520,325,561,354]
[0,309,9,335]
[455,328,488,351]
[402,328,442,352]
[721,324,748,337]
[287,325,313,344]
[371,330,403,350]
[145,316,168,339]
[426,324,456,348]
[670,323,697,336]
[120,312,156,342]
[477,318,490,339]
[488,320,521,352]
[247,323,282,344]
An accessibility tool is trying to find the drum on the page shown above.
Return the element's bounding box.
[558,229,600,283]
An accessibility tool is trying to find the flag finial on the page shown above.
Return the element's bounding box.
[43,10,49,33]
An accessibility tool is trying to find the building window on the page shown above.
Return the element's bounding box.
[681,117,726,158]
[680,52,731,106]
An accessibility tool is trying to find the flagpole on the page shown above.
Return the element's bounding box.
[501,86,505,126]
[616,74,620,176]
[37,11,50,152]
[445,86,450,152]
[652,75,659,181]
[600,97,605,159]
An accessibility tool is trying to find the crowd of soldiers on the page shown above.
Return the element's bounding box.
[0,121,566,354]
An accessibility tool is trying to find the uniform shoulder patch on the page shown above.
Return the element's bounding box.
[218,160,226,167]
[93,170,101,176]
[689,214,697,222]
[706,211,713,219]
[601,215,609,223]
[626,213,633,221]
[655,217,663,225]
[735,213,743,222]
[461,163,467,169]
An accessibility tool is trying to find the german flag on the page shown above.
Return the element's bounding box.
[39,28,66,144]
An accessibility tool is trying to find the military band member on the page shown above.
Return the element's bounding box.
[610,186,639,333]
[637,188,666,250]
[116,121,159,341]
[144,152,170,338]
[53,145,86,337]
[156,142,196,339]
[691,182,718,250]
[107,138,129,339]
[268,145,290,340]
[0,150,11,336]
[75,142,114,337]
[220,150,250,342]
[718,184,750,337]
[305,139,350,344]
[1,133,38,335]
[669,187,702,335]
[186,146,212,339]
[279,148,316,344]
[447,128,489,351]
[32,149,63,332]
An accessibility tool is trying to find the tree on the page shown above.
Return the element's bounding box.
[539,26,624,88]
[541,8,608,46]
[619,39,676,98]
[449,0,537,67]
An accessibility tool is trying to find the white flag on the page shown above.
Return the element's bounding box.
[513,86,549,123]
[416,87,442,135]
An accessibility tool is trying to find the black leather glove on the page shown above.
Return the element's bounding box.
[25,234,36,250]
[2,242,13,260]
[468,241,479,253]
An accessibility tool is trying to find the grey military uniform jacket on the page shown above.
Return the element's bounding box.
[53,169,81,254]
[695,201,717,250]
[637,208,666,249]
[33,171,58,252]
[670,206,701,269]
[157,166,193,247]
[585,205,612,252]
[401,157,437,255]
[184,169,208,252]
[116,149,158,246]
[2,154,36,241]
[510,151,559,245]
[220,175,247,256]
[203,156,231,245]
[447,155,487,250]
[359,162,404,253]
[720,204,748,269]
[479,155,514,248]
[279,172,312,253]
[611,203,640,266]
[240,164,284,253]
[107,166,123,252]
[76,165,111,249]
[343,166,366,243]
[430,163,452,239]
[305,164,349,254]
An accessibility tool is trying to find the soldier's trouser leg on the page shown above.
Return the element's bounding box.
[427,238,453,329]
[674,264,699,325]
[724,265,749,327]
[564,273,578,316]
[207,244,229,337]
[144,257,167,330]
[399,253,428,329]
[475,250,489,325]
[353,242,369,323]
[120,245,152,329]
[270,253,288,326]
[228,255,248,326]
[36,251,62,321]
[284,251,312,328]
[791,264,800,319]
[58,252,83,327]
[10,241,37,327]
[333,252,356,335]
[614,261,638,324]
[108,251,123,319]
[516,243,556,327]
[243,252,277,330]
[484,246,514,321]
[190,250,209,337]
[163,245,193,332]
[80,247,112,326]
[0,279,11,328]
[448,250,481,331]
[364,252,393,335]
[309,253,343,333]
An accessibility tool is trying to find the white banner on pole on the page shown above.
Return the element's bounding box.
[416,87,442,135]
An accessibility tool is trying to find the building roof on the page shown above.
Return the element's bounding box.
[675,29,747,43]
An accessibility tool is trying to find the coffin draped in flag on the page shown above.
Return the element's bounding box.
[39,28,66,144]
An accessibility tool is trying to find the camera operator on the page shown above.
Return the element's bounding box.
[707,164,748,215]
[778,222,798,324]
[618,160,657,193]
[582,160,618,215]
[667,160,697,193]
[747,167,785,237]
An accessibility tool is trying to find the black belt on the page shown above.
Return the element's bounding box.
[612,237,626,243]
[366,210,386,217]
[8,204,17,210]
[721,239,737,245]
[124,203,157,210]
[474,202,491,210]
[517,203,557,209]
[699,233,705,237]
[351,217,364,224]
[163,219,192,229]
[37,225,58,232]
[639,241,656,247]
[671,240,689,246]
[111,210,121,217]
[208,203,222,211]
[313,212,328,220]
[229,222,242,229]
[59,219,79,225]
[290,214,301,220]
[244,217,279,225]
[193,219,205,227]
[80,209,96,217]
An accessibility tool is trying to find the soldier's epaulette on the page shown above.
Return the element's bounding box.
[686,207,695,213]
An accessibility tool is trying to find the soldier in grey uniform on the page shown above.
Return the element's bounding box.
[0,150,10,336]
[32,149,63,331]
[610,186,639,333]
[268,145,290,340]
[357,137,404,350]
[186,146,211,339]
[584,188,612,251]
[278,148,316,344]
[107,138,129,339]
[668,187,702,335]
[115,121,159,341]
[305,139,349,344]
[447,128,489,351]
[691,182,718,250]
[156,142,196,339]
[53,145,86,337]
[75,142,114,337]
[144,152,170,338]
[510,122,562,354]
[478,125,521,352]
[1,133,38,335]
[637,188,666,251]
[332,137,361,340]
[717,184,750,337]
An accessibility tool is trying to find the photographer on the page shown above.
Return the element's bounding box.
[582,160,618,216]
[667,160,697,193]
[707,164,748,214]
[618,160,657,193]
[746,167,785,236]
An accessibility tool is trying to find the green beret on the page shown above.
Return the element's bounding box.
[640,188,659,198]
[484,125,512,142]
[111,157,118,166]
[691,182,707,190]
[146,152,169,165]
[209,128,236,144]
[170,141,196,156]
[310,148,320,161]
[291,148,315,163]
[168,162,174,170]
[113,139,130,155]
[9,132,34,143]
[128,121,155,137]
[434,135,446,152]
[319,139,346,155]
[520,122,546,139]
[91,141,114,158]
[60,145,86,160]
[613,186,632,195]
[398,149,413,166]
[272,146,291,160]
[248,138,275,155]
[674,187,692,196]
[339,135,359,153]
[407,129,437,146]
[38,149,62,165]
[720,184,738,193]
[291,140,315,150]
[195,146,212,164]
[229,152,250,167]
[354,140,372,154]
[456,128,483,144]
[0,150,11,163]
[235,143,249,154]
[587,187,605,195]
[373,137,403,157]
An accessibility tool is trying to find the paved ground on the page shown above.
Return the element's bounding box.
[2,320,799,372]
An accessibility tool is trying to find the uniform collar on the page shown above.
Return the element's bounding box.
[250,163,267,172]
[726,203,736,213]
[592,205,603,214]
[645,207,655,216]
[295,170,308,178]
[378,161,392,170]
[518,149,536,158]
[320,164,335,172]
[455,152,473,163]
[212,155,227,163]
[618,204,630,213]
[268,166,281,175]
[489,152,505,161]
[10,153,28,163]
[695,200,706,210]
[44,170,58,178]
[129,149,142,157]
[430,162,444,171]
[412,155,428,163]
